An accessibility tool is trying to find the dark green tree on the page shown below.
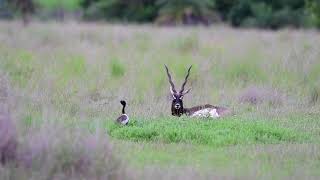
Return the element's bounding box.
[307,0,320,27]
[81,0,158,22]
[225,0,307,29]
[156,0,214,25]
[79,0,313,29]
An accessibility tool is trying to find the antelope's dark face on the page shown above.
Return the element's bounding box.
[165,65,192,117]
[171,92,184,116]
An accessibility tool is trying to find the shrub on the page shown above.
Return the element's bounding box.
[5,0,35,25]
[227,0,308,29]
[156,0,214,25]
[228,0,252,27]
[79,0,317,28]
[306,0,320,27]
[81,0,159,22]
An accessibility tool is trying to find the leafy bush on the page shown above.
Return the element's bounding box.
[155,0,214,25]
[4,0,35,24]
[306,0,320,27]
[0,0,13,19]
[3,0,319,28]
[81,0,215,24]
[81,0,159,22]
[227,0,308,29]
[79,0,313,28]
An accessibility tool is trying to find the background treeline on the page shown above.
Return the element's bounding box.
[1,0,320,29]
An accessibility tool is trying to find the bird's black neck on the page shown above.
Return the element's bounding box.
[122,104,126,114]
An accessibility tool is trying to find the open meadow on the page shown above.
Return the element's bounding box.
[0,21,320,179]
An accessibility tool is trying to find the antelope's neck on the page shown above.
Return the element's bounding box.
[172,108,184,117]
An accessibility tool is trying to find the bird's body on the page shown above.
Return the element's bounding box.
[116,100,129,125]
[116,114,129,125]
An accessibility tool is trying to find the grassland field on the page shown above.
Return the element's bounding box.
[0,21,320,179]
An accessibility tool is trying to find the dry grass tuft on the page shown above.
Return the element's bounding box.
[238,86,284,106]
[0,74,17,165]
[0,73,126,180]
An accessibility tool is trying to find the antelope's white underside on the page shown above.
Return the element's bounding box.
[190,108,220,118]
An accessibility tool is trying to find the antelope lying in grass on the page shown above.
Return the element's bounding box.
[165,65,230,118]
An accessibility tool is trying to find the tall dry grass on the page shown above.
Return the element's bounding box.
[1,21,319,121]
[0,21,319,179]
[0,73,127,179]
[0,76,250,179]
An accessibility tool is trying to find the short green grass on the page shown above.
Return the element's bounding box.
[107,117,310,147]
[114,140,320,179]
[109,115,320,179]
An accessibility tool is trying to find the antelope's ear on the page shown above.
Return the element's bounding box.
[170,86,175,95]
[172,95,177,99]
[182,88,191,95]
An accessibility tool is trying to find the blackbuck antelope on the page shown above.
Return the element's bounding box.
[116,100,129,125]
[165,65,230,118]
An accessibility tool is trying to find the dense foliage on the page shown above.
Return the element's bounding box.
[2,0,320,28]
[3,0,35,24]
[79,0,318,28]
[80,0,158,22]
[227,0,309,29]
[307,0,320,27]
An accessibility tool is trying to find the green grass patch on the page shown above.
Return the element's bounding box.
[107,117,308,147]
[309,61,320,83]
[56,55,86,87]
[214,48,267,85]
[225,56,266,85]
[110,58,125,78]
[2,50,35,87]
[114,140,320,178]
[171,34,199,53]
[35,0,80,10]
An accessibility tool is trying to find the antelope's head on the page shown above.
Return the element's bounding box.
[164,65,192,117]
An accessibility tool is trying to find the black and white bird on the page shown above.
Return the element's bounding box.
[116,100,129,125]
